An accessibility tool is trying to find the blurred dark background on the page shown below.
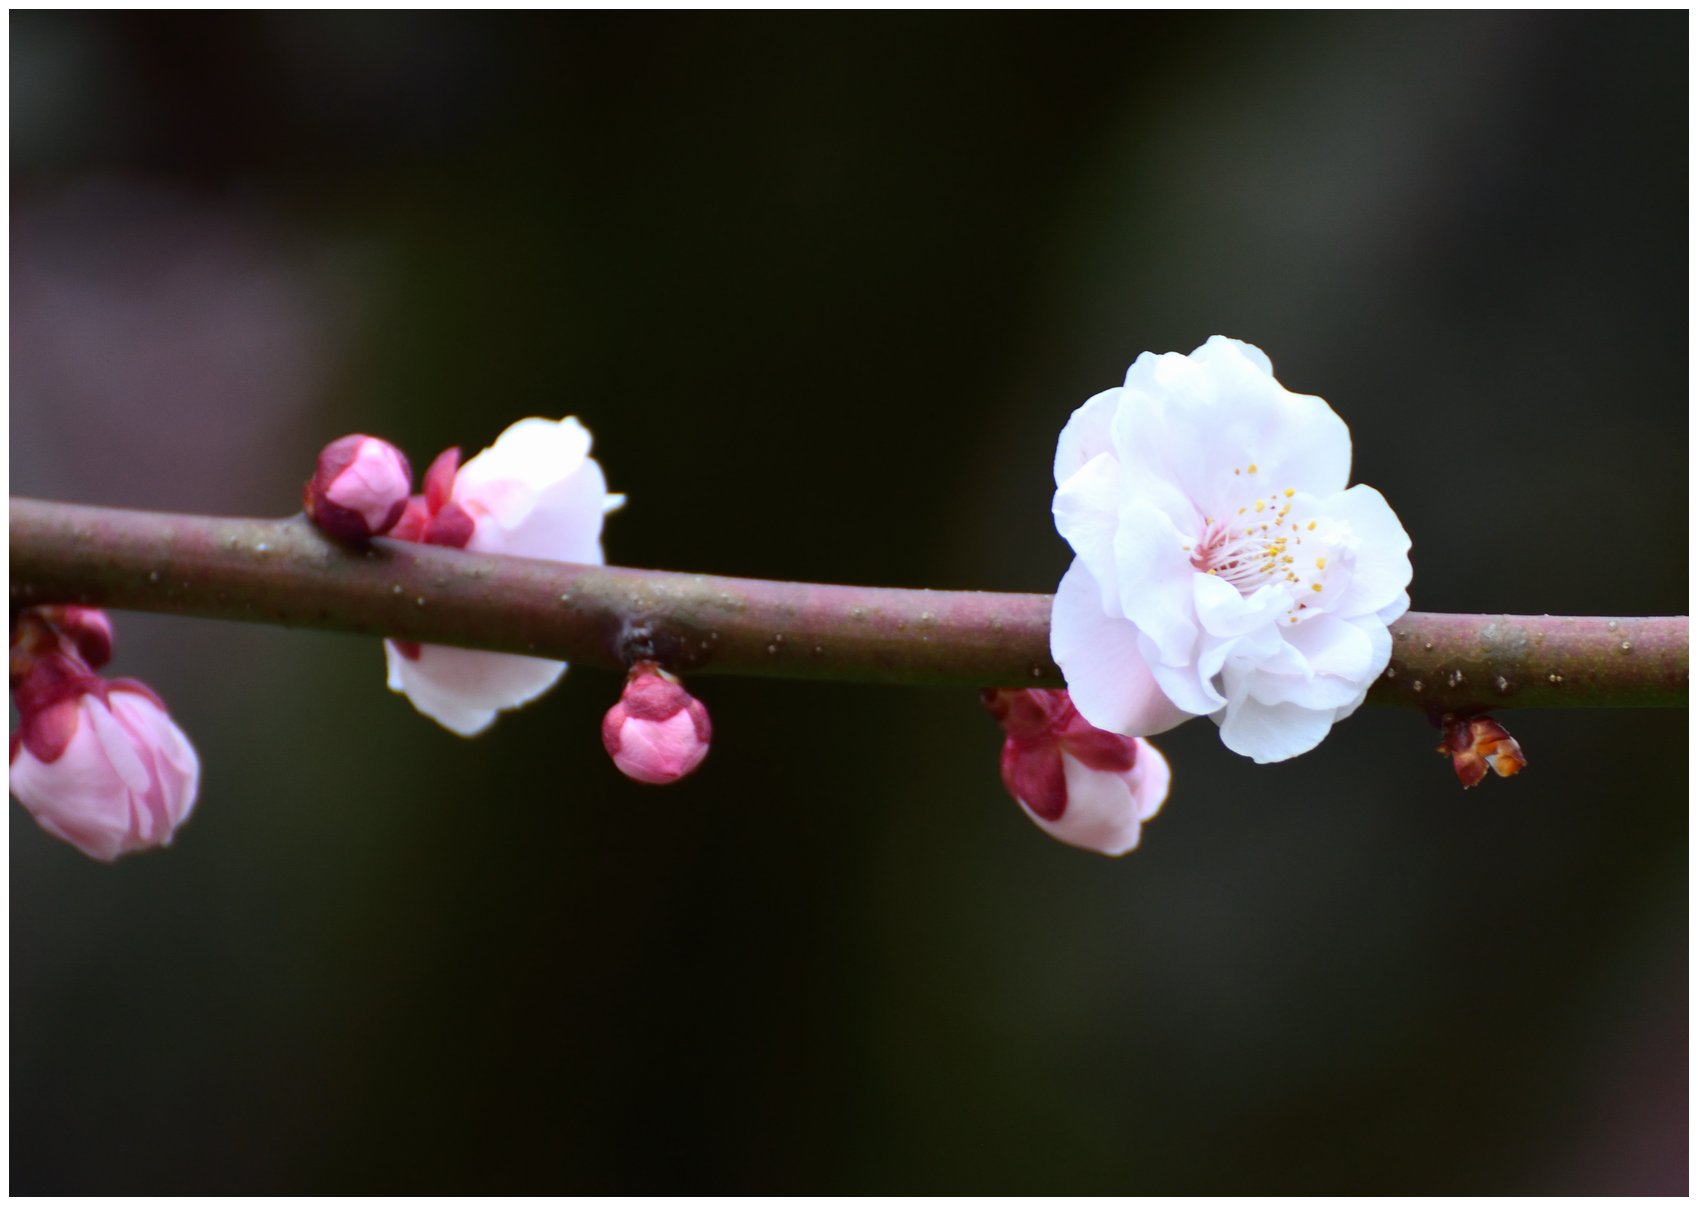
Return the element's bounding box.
[10,11,1687,1194]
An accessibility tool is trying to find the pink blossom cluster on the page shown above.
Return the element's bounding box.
[22,348,1426,868]
[307,420,714,785]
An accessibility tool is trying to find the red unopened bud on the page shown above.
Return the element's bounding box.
[601,662,712,785]
[1441,714,1528,788]
[304,434,413,542]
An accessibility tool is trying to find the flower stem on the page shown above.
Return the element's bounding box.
[10,497,1688,710]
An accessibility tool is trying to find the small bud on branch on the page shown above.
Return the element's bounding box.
[8,497,1688,710]
[1440,714,1527,788]
[303,434,413,543]
[603,662,712,784]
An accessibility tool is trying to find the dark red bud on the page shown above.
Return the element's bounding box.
[304,434,413,543]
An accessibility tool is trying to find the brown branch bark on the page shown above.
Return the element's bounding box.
[9,498,1688,711]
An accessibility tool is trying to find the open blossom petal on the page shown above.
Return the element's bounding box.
[1053,388,1122,486]
[1110,502,1199,665]
[384,643,565,738]
[1114,337,1352,510]
[387,416,618,735]
[1051,452,1120,611]
[1050,337,1412,763]
[1328,484,1414,621]
[454,417,609,564]
[1215,690,1338,764]
[1050,561,1192,739]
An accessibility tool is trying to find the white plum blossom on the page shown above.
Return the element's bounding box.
[1050,337,1412,763]
[386,417,623,736]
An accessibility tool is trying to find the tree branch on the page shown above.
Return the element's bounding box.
[10,497,1688,711]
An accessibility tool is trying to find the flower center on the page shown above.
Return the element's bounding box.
[1185,465,1339,622]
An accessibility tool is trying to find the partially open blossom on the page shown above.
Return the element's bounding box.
[304,434,414,542]
[1442,714,1527,788]
[1050,336,1412,764]
[983,687,1171,856]
[9,627,200,863]
[602,662,712,785]
[385,417,623,736]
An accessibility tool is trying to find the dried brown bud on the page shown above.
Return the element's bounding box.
[1440,714,1527,788]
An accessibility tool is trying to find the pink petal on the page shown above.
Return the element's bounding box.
[384,641,567,737]
[1053,387,1122,487]
[1110,503,1199,668]
[1328,484,1414,620]
[1215,691,1337,764]
[1051,451,1122,613]
[607,710,711,784]
[1050,560,1193,737]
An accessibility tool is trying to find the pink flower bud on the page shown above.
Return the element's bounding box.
[601,662,712,785]
[304,434,413,542]
[983,688,1171,856]
[10,679,200,862]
